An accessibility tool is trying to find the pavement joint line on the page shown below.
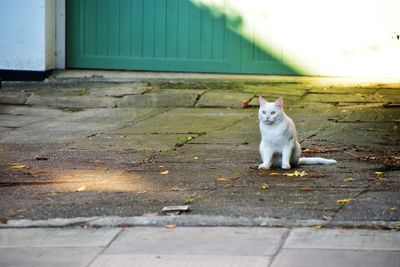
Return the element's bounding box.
[267,227,290,267]
[83,227,124,267]
[1,215,399,229]
[192,90,209,107]
[331,187,369,220]
[300,109,353,144]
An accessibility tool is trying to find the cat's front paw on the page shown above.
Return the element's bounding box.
[258,163,270,170]
[281,163,291,170]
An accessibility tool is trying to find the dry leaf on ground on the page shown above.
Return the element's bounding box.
[164,224,177,229]
[336,198,354,204]
[259,183,269,190]
[76,185,87,192]
[285,170,307,177]
[9,163,30,169]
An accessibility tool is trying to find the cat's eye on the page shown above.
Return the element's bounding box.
[262,111,267,114]
[271,111,276,115]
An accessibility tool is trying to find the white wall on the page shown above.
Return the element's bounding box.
[56,0,66,69]
[0,0,55,71]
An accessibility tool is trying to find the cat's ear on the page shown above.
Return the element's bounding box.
[259,96,267,107]
[274,97,284,109]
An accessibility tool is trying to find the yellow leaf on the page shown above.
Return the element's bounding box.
[9,163,30,169]
[76,185,87,192]
[270,172,280,176]
[336,198,353,204]
[312,225,324,229]
[193,156,199,160]
[259,183,269,190]
[389,207,398,212]
[343,178,354,182]
[160,170,169,175]
[164,224,176,229]
[284,170,307,177]
[159,165,164,168]
[375,172,384,175]
[216,177,228,181]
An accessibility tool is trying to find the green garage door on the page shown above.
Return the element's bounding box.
[67,0,297,75]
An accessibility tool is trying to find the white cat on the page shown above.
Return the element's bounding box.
[258,96,337,170]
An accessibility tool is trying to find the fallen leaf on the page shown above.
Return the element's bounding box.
[389,207,398,212]
[164,224,177,229]
[160,170,169,175]
[76,185,87,192]
[159,165,164,168]
[9,163,30,169]
[336,198,353,204]
[301,187,311,192]
[284,170,307,177]
[216,177,228,181]
[375,171,384,175]
[312,225,324,229]
[193,156,199,160]
[343,177,354,182]
[185,197,194,204]
[259,183,269,190]
[270,172,280,176]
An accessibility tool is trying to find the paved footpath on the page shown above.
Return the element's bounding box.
[1,226,400,267]
[0,72,400,266]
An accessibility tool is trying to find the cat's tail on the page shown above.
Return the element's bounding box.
[298,157,337,165]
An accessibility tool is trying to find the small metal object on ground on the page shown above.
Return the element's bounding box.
[161,205,191,214]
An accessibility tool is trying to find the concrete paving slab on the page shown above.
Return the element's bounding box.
[114,108,252,134]
[104,227,287,256]
[340,108,400,122]
[90,255,269,267]
[0,92,31,105]
[302,93,383,104]
[243,85,308,96]
[0,121,112,144]
[333,191,400,221]
[0,228,121,248]
[0,105,64,117]
[89,83,147,97]
[26,95,119,108]
[118,89,203,107]
[311,121,399,147]
[0,114,47,128]
[59,107,165,125]
[284,228,400,250]
[0,247,101,267]
[196,91,253,108]
[271,249,400,267]
[70,133,198,152]
[309,86,378,94]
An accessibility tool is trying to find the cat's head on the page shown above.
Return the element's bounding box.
[258,96,284,125]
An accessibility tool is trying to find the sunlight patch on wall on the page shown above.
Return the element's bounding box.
[195,0,400,78]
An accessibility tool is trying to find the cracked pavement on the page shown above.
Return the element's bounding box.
[0,73,399,227]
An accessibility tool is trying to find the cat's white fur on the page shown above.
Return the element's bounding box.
[258,96,337,169]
